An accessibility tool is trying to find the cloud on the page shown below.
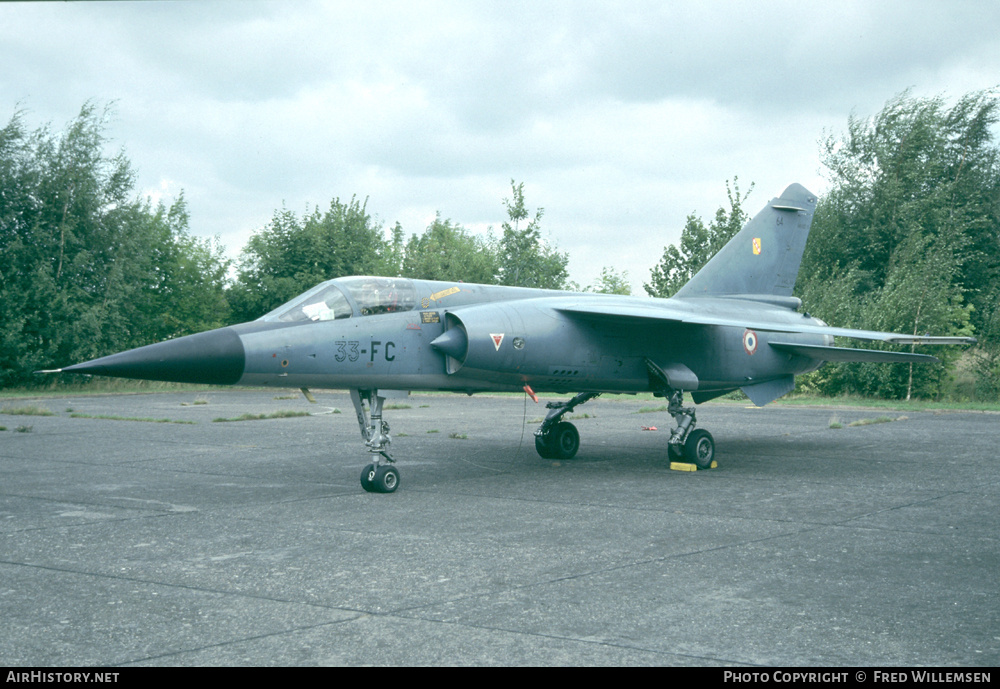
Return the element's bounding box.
[3,0,999,293]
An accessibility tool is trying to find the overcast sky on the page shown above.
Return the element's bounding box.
[3,0,999,293]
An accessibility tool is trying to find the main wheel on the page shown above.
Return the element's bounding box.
[360,464,377,492]
[535,434,556,459]
[373,465,400,493]
[684,429,715,469]
[549,421,580,460]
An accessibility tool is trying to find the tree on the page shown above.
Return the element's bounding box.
[400,214,497,283]
[970,288,1000,400]
[851,232,972,400]
[228,196,390,322]
[570,266,632,295]
[802,91,999,294]
[131,194,231,342]
[0,104,230,387]
[796,90,1000,399]
[645,178,753,298]
[495,180,569,289]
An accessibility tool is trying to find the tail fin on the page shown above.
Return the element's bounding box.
[674,183,818,299]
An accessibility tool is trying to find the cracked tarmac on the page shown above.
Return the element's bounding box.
[1,390,997,666]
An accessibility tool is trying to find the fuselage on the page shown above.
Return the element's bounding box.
[65,276,831,397]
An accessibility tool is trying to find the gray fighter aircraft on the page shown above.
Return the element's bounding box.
[50,184,975,492]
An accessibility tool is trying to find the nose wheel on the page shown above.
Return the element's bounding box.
[361,463,400,493]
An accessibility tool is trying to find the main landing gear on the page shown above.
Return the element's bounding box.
[351,389,400,493]
[533,392,599,459]
[531,389,715,469]
[664,389,715,469]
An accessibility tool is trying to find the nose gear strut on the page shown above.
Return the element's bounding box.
[351,389,400,493]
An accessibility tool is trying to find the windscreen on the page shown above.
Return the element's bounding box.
[257,277,418,322]
[259,282,353,322]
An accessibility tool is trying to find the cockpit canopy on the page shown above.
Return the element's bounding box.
[258,277,418,323]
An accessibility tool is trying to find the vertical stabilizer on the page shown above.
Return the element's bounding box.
[675,184,818,298]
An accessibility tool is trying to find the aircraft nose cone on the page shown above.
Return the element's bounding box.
[62,327,246,385]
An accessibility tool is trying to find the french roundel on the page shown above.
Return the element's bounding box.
[743,329,758,355]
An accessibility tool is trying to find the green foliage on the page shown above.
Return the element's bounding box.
[404,182,570,289]
[0,104,230,386]
[591,266,632,295]
[69,413,196,424]
[130,194,231,342]
[227,196,390,322]
[496,180,569,289]
[1,404,55,416]
[645,178,753,297]
[400,214,497,283]
[969,288,1000,401]
[569,266,632,295]
[227,181,572,318]
[797,90,999,400]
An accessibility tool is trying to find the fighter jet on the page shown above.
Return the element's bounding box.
[49,184,975,492]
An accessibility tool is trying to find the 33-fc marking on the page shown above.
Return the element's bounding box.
[335,340,396,363]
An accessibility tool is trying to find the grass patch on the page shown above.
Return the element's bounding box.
[426,429,439,434]
[777,394,1000,412]
[847,415,906,427]
[2,378,232,399]
[273,394,299,400]
[0,425,6,431]
[15,425,33,433]
[448,432,468,439]
[528,413,594,424]
[636,405,669,414]
[384,403,412,410]
[1,404,55,416]
[212,411,311,423]
[70,413,196,424]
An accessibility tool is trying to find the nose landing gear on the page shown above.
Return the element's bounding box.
[351,389,400,493]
